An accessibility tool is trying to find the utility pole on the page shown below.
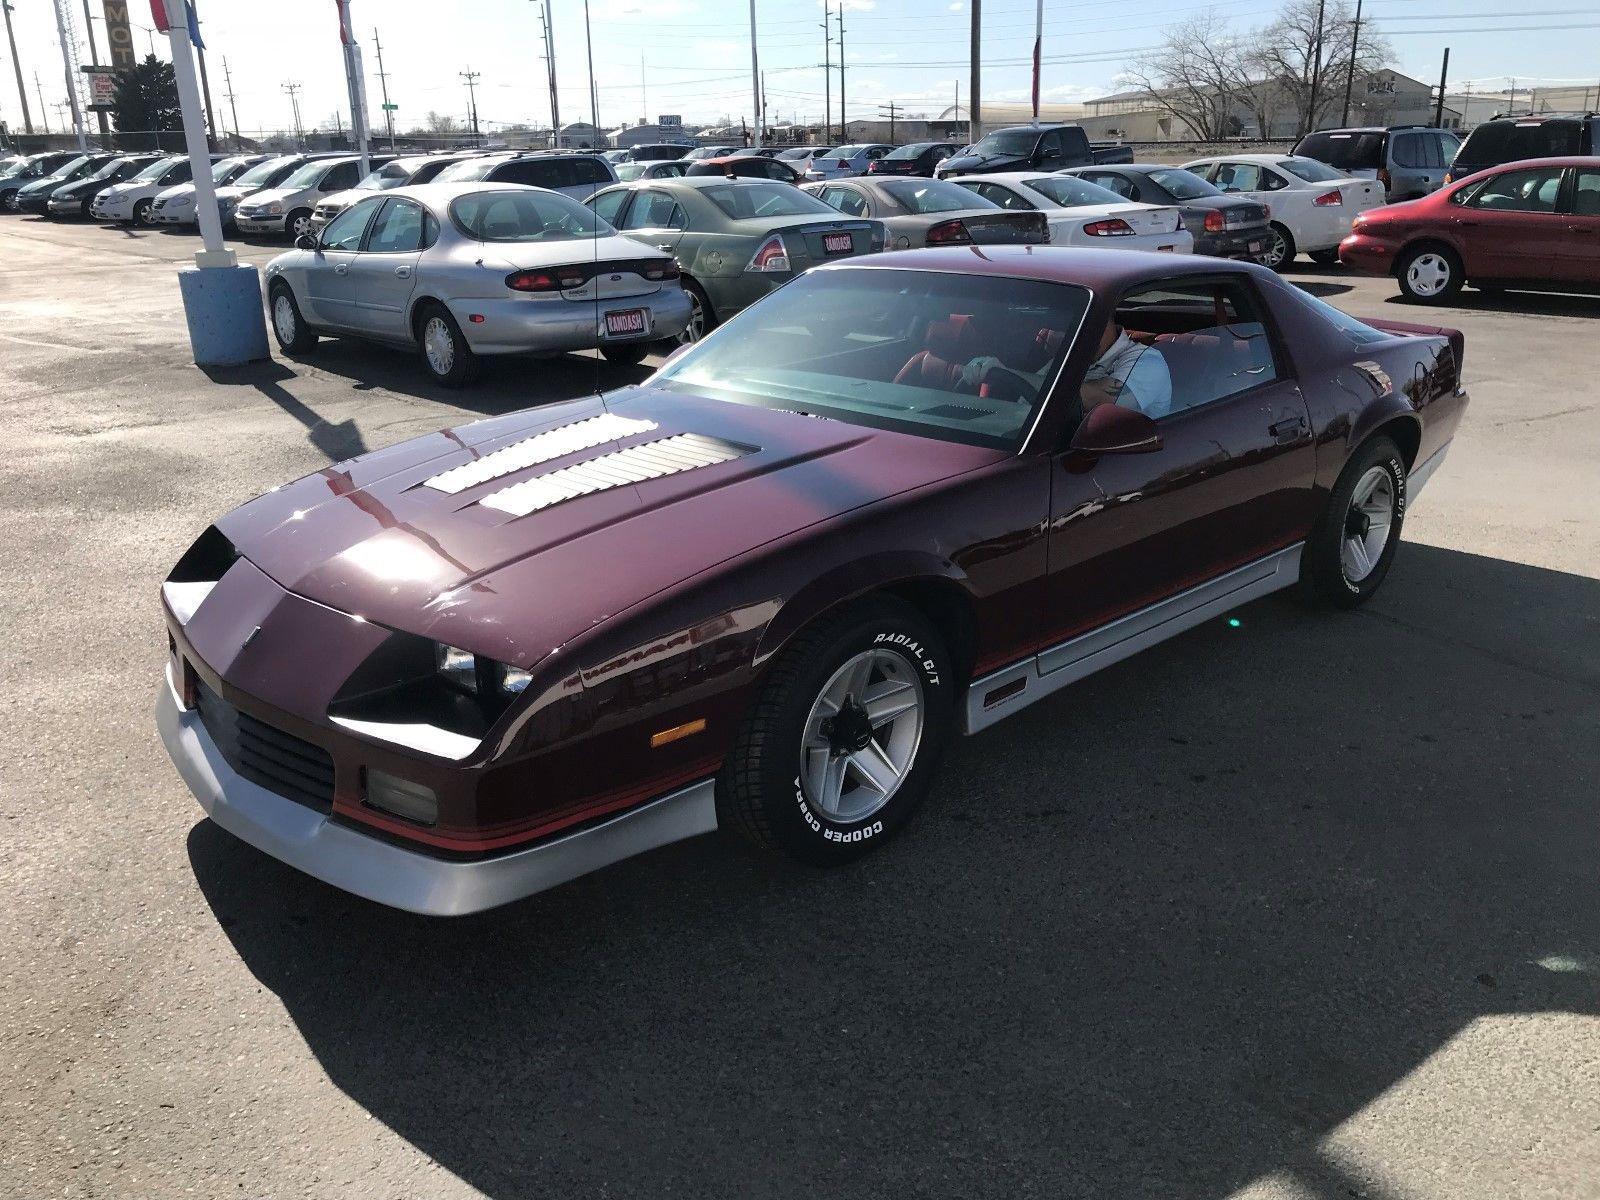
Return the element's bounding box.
[820,1,830,142]
[536,1,559,141]
[748,0,761,148]
[188,0,218,146]
[837,7,845,143]
[581,0,598,140]
[969,0,981,142]
[1507,76,1517,117]
[1030,0,1042,126]
[372,30,395,149]
[1340,0,1362,126]
[79,0,110,137]
[1433,46,1449,128]
[49,0,87,152]
[35,72,48,132]
[954,78,960,143]
[1305,0,1327,136]
[640,51,647,126]
[282,81,303,148]
[2,0,33,135]
[222,56,241,141]
[460,69,481,146]
[878,101,899,145]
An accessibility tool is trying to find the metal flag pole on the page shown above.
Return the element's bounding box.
[335,1,371,177]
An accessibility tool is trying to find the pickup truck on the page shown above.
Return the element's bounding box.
[935,124,1133,179]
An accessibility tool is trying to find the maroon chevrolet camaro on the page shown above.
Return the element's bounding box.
[158,246,1467,915]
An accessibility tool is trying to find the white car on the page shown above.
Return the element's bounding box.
[150,154,269,227]
[311,153,477,231]
[91,154,221,226]
[234,156,369,239]
[950,172,1192,252]
[1182,153,1384,269]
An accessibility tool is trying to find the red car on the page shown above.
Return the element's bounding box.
[1340,155,1600,302]
[158,248,1466,915]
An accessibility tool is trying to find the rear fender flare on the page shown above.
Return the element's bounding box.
[1347,390,1422,469]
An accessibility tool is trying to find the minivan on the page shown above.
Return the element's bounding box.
[433,151,617,200]
[1293,125,1461,200]
[1446,112,1600,184]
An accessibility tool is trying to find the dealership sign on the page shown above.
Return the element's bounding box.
[101,1,137,72]
[82,66,117,111]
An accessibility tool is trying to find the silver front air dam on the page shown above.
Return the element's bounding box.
[156,669,717,916]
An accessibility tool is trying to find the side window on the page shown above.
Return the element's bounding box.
[320,197,379,251]
[865,147,886,161]
[589,189,629,225]
[970,182,1032,210]
[366,198,425,253]
[1038,130,1064,159]
[622,191,684,230]
[498,159,566,189]
[1085,172,1131,198]
[1093,279,1279,420]
[1468,168,1564,213]
[1189,162,1219,183]
[571,157,613,186]
[422,210,440,248]
[164,160,194,184]
[1391,133,1425,169]
[1570,169,1600,216]
[321,162,359,191]
[1213,162,1262,192]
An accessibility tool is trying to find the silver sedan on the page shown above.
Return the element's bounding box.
[801,176,1049,249]
[262,182,693,386]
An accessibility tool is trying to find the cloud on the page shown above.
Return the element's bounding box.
[948,1,964,9]
[821,0,877,10]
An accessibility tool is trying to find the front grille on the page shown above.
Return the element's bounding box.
[194,680,335,813]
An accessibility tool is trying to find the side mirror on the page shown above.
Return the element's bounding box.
[1069,403,1163,455]
[295,233,317,251]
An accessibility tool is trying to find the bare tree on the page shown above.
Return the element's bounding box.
[1122,9,1252,141]
[421,110,462,135]
[1249,0,1390,138]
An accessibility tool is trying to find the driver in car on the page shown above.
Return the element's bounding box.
[1080,320,1173,419]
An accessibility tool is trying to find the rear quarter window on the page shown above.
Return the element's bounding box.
[1296,131,1385,171]
[1458,119,1581,164]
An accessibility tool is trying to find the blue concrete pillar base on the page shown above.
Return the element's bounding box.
[177,264,271,367]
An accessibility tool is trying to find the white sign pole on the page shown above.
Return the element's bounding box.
[337,1,371,178]
[162,0,231,267]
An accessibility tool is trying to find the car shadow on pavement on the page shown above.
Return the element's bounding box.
[1384,289,1600,319]
[187,542,1600,1199]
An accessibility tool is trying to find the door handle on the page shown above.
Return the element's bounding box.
[333,263,348,275]
[394,265,411,278]
[654,243,675,251]
[1269,416,1306,444]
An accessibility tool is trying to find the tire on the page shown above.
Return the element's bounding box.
[677,278,714,346]
[415,303,479,387]
[285,208,314,241]
[131,198,153,227]
[1257,222,1296,272]
[1299,435,1407,609]
[268,281,318,356]
[600,341,650,366]
[717,598,956,866]
[1396,243,1462,304]
[1308,248,1340,266]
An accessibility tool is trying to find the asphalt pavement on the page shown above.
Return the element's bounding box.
[0,214,1595,1200]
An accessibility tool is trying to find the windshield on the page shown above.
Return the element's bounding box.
[281,161,331,189]
[1278,156,1346,182]
[86,156,132,181]
[436,158,499,182]
[702,181,834,219]
[356,162,410,190]
[450,189,612,241]
[971,129,1038,156]
[1023,175,1128,207]
[234,158,289,187]
[830,144,872,160]
[132,158,176,181]
[45,155,93,180]
[1295,131,1385,170]
[881,178,994,214]
[211,157,250,182]
[1145,168,1219,200]
[655,269,1087,450]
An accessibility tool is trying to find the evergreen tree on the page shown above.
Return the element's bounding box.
[111,55,181,151]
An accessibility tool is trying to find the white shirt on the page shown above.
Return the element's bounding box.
[1084,330,1173,419]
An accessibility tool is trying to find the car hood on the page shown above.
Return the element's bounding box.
[940,151,1028,174]
[214,183,258,202]
[241,187,295,207]
[19,174,72,195]
[215,387,1001,667]
[156,183,196,202]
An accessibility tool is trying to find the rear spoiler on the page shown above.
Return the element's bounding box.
[1362,317,1465,388]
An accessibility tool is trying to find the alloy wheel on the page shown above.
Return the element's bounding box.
[1260,228,1289,269]
[1341,465,1396,583]
[799,649,925,824]
[423,317,456,376]
[1404,252,1452,298]
[678,290,706,345]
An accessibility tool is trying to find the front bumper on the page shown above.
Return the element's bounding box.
[15,194,52,214]
[454,286,694,355]
[1337,231,1397,274]
[157,666,717,915]
[235,211,287,234]
[47,195,86,214]
[152,205,195,225]
[91,199,133,222]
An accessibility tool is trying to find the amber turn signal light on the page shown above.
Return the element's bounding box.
[650,718,706,748]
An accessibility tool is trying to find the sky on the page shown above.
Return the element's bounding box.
[3,0,1599,137]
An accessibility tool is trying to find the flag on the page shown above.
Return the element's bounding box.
[149,0,168,32]
[186,1,203,49]
[148,0,202,48]
[335,0,353,45]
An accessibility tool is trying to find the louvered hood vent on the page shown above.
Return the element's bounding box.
[479,433,753,517]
